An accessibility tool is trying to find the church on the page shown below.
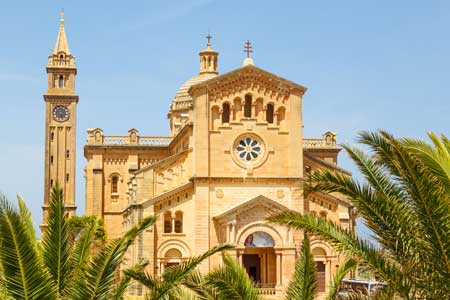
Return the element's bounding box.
[42,14,356,299]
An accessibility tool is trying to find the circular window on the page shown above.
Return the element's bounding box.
[236,136,261,162]
[232,134,267,168]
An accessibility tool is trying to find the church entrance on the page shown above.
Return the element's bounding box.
[241,231,277,288]
[243,254,260,282]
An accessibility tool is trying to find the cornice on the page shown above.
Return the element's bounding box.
[188,65,307,101]
[44,94,79,103]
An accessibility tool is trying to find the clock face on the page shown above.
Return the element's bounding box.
[52,105,70,122]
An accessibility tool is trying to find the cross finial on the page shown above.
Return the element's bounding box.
[60,9,65,24]
[244,40,253,58]
[206,32,212,47]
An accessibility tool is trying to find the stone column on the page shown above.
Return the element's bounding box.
[276,251,282,286]
[230,221,236,243]
[238,250,243,264]
[261,253,266,284]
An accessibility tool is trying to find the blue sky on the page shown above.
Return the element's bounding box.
[0,0,449,237]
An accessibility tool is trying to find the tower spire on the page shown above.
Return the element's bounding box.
[53,10,71,55]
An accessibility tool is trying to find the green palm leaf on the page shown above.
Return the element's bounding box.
[126,244,233,300]
[70,219,97,272]
[326,258,357,300]
[285,234,316,300]
[71,215,156,300]
[41,183,71,296]
[205,254,261,300]
[0,194,56,300]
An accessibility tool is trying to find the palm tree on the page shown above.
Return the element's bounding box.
[269,131,450,300]
[0,184,156,300]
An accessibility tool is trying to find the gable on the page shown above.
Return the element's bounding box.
[188,64,307,102]
[214,195,289,223]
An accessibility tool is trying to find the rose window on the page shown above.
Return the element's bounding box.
[236,137,262,162]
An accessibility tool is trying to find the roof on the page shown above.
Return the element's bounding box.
[170,73,217,111]
[304,152,352,175]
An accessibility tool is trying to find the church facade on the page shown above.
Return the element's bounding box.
[43,15,356,300]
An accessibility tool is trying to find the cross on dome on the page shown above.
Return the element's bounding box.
[206,32,212,47]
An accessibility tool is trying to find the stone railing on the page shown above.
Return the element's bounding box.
[255,283,277,296]
[48,56,75,67]
[303,131,338,149]
[87,128,171,147]
[172,100,193,110]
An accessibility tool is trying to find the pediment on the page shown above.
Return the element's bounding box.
[213,195,289,223]
[188,64,307,102]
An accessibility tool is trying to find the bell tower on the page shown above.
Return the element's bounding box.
[42,12,78,230]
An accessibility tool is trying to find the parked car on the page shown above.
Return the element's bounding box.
[337,279,387,299]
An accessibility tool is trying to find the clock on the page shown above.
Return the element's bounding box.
[52,105,70,122]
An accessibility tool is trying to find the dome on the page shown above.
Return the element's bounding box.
[170,73,217,112]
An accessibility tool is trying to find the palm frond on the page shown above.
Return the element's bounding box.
[326,258,357,300]
[41,183,71,296]
[0,194,56,300]
[17,194,37,249]
[71,216,156,300]
[183,270,220,300]
[285,234,316,300]
[127,244,233,300]
[112,261,148,300]
[71,219,96,272]
[268,211,402,288]
[205,254,261,300]
[309,167,417,266]
[368,131,450,283]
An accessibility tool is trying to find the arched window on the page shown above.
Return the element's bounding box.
[174,211,183,233]
[320,211,327,219]
[58,75,64,88]
[266,103,274,123]
[277,107,286,126]
[66,150,70,159]
[164,211,172,233]
[244,94,252,118]
[50,132,55,141]
[66,173,70,182]
[222,103,230,123]
[165,248,182,269]
[111,176,119,194]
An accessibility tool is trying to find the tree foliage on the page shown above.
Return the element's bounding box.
[0,183,155,300]
[269,131,450,300]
